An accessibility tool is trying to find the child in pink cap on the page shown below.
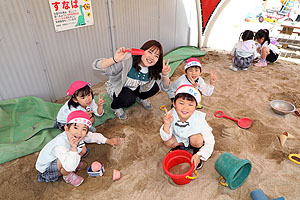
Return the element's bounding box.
[36,110,119,187]
[161,85,215,170]
[54,80,121,158]
[168,58,217,107]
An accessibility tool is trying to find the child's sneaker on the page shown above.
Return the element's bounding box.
[112,108,127,120]
[242,67,248,71]
[169,145,187,153]
[137,97,153,110]
[254,60,267,67]
[196,160,203,170]
[81,147,89,158]
[63,172,84,187]
[229,64,239,72]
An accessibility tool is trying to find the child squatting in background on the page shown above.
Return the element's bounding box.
[92,40,171,120]
[36,110,120,187]
[168,58,217,106]
[229,30,257,71]
[54,80,121,158]
[161,85,215,170]
[254,29,280,67]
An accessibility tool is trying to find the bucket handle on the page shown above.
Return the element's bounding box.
[186,170,198,180]
[218,176,228,187]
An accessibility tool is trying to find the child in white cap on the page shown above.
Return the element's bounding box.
[54,80,121,158]
[36,110,120,187]
[168,58,217,107]
[54,80,104,132]
[161,85,215,170]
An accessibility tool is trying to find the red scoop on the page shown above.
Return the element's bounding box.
[214,111,252,129]
[122,48,144,55]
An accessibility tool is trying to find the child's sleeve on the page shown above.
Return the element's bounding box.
[167,79,179,99]
[91,100,104,117]
[54,146,81,172]
[160,125,173,141]
[198,121,215,161]
[198,81,214,96]
[231,42,238,56]
[83,131,107,144]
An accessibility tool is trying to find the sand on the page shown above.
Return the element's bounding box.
[1,50,300,200]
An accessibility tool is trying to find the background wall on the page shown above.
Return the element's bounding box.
[0,0,198,102]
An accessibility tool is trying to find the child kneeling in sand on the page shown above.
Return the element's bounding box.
[168,58,216,108]
[160,85,215,170]
[230,30,257,71]
[36,110,120,187]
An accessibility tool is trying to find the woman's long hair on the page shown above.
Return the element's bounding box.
[132,40,164,80]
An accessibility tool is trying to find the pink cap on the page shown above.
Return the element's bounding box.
[67,110,92,128]
[175,84,201,104]
[66,80,91,96]
[184,58,202,70]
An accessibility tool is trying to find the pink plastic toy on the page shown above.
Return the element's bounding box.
[113,169,121,181]
[91,161,102,172]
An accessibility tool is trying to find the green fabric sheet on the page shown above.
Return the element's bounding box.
[0,46,206,164]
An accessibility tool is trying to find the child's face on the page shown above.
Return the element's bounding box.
[65,123,89,144]
[173,97,197,122]
[257,37,264,44]
[73,92,93,108]
[185,67,202,82]
[140,46,160,67]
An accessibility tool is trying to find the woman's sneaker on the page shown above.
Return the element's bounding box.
[63,172,84,187]
[137,97,153,110]
[112,108,127,120]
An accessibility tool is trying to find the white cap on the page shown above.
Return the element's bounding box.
[175,85,201,104]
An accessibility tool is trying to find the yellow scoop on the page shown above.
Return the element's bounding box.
[288,154,300,165]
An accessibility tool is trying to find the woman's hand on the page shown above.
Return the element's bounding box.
[113,47,128,63]
[162,59,171,76]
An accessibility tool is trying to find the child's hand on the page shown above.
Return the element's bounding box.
[163,107,174,125]
[187,76,199,88]
[191,153,201,170]
[97,94,105,106]
[69,135,79,150]
[162,59,171,76]
[114,47,128,63]
[210,69,217,85]
[106,137,122,147]
[86,110,93,118]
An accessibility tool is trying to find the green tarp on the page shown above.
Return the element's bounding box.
[0,46,206,164]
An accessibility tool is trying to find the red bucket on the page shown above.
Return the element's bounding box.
[163,150,198,185]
